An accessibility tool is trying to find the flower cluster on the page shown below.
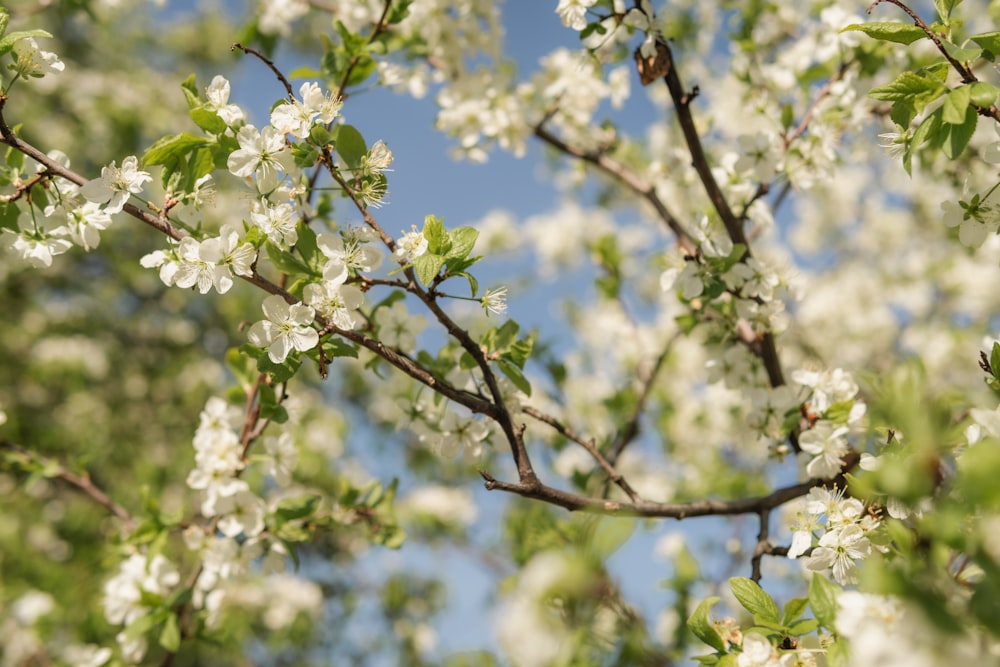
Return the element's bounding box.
[787,486,879,584]
[139,223,256,295]
[102,553,180,662]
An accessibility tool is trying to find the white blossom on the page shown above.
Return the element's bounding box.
[80,156,152,214]
[247,294,319,363]
[227,124,295,192]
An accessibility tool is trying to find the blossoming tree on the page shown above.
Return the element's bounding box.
[2,0,1000,665]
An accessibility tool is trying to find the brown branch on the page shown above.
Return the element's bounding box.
[646,40,788,391]
[652,39,745,249]
[533,123,697,256]
[480,453,857,519]
[521,406,640,502]
[232,43,295,99]
[328,167,538,483]
[867,0,972,82]
[750,509,771,582]
[785,61,852,147]
[1,440,134,531]
[606,333,677,466]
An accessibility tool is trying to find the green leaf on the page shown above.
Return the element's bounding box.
[159,613,181,652]
[266,242,311,276]
[123,610,163,642]
[903,108,941,174]
[969,81,1000,107]
[189,107,227,135]
[180,73,202,109]
[309,124,334,148]
[730,577,780,623]
[990,342,1000,379]
[890,100,916,128]
[842,22,926,45]
[942,105,977,159]
[942,39,982,64]
[787,618,819,635]
[413,253,445,286]
[447,226,479,259]
[868,71,943,104]
[687,596,727,653]
[780,102,794,130]
[0,201,17,232]
[942,85,971,124]
[275,494,322,522]
[809,573,841,629]
[970,31,1000,55]
[0,29,53,57]
[252,346,301,383]
[334,124,366,171]
[827,638,850,667]
[143,132,210,168]
[507,332,535,368]
[589,516,635,558]
[782,597,809,626]
[422,215,449,254]
[296,223,323,273]
[934,0,958,21]
[456,271,479,297]
[0,10,10,38]
[325,338,358,359]
[497,358,532,396]
[493,319,520,351]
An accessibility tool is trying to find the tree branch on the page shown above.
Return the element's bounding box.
[521,406,640,502]
[0,440,134,531]
[480,451,859,519]
[533,123,697,256]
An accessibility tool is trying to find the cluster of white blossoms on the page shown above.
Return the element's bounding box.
[786,485,878,585]
[140,223,256,295]
[185,397,266,536]
[3,151,117,268]
[409,404,491,460]
[834,590,989,666]
[102,553,180,662]
[180,399,299,620]
[793,367,866,472]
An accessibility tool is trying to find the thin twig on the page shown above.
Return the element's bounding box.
[479,450,858,519]
[606,333,678,466]
[0,440,134,531]
[522,406,640,502]
[533,123,697,256]
[232,43,295,99]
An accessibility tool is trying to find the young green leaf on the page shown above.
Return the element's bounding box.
[809,572,842,629]
[0,30,53,57]
[868,71,943,105]
[782,597,809,626]
[942,85,971,124]
[842,22,926,45]
[413,253,445,285]
[970,31,1000,55]
[687,596,727,653]
[942,105,977,159]
[334,124,367,171]
[498,358,532,395]
[422,215,449,254]
[274,494,322,522]
[447,226,479,259]
[730,577,780,623]
[159,613,181,652]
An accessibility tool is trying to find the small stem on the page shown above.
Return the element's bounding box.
[232,43,295,99]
